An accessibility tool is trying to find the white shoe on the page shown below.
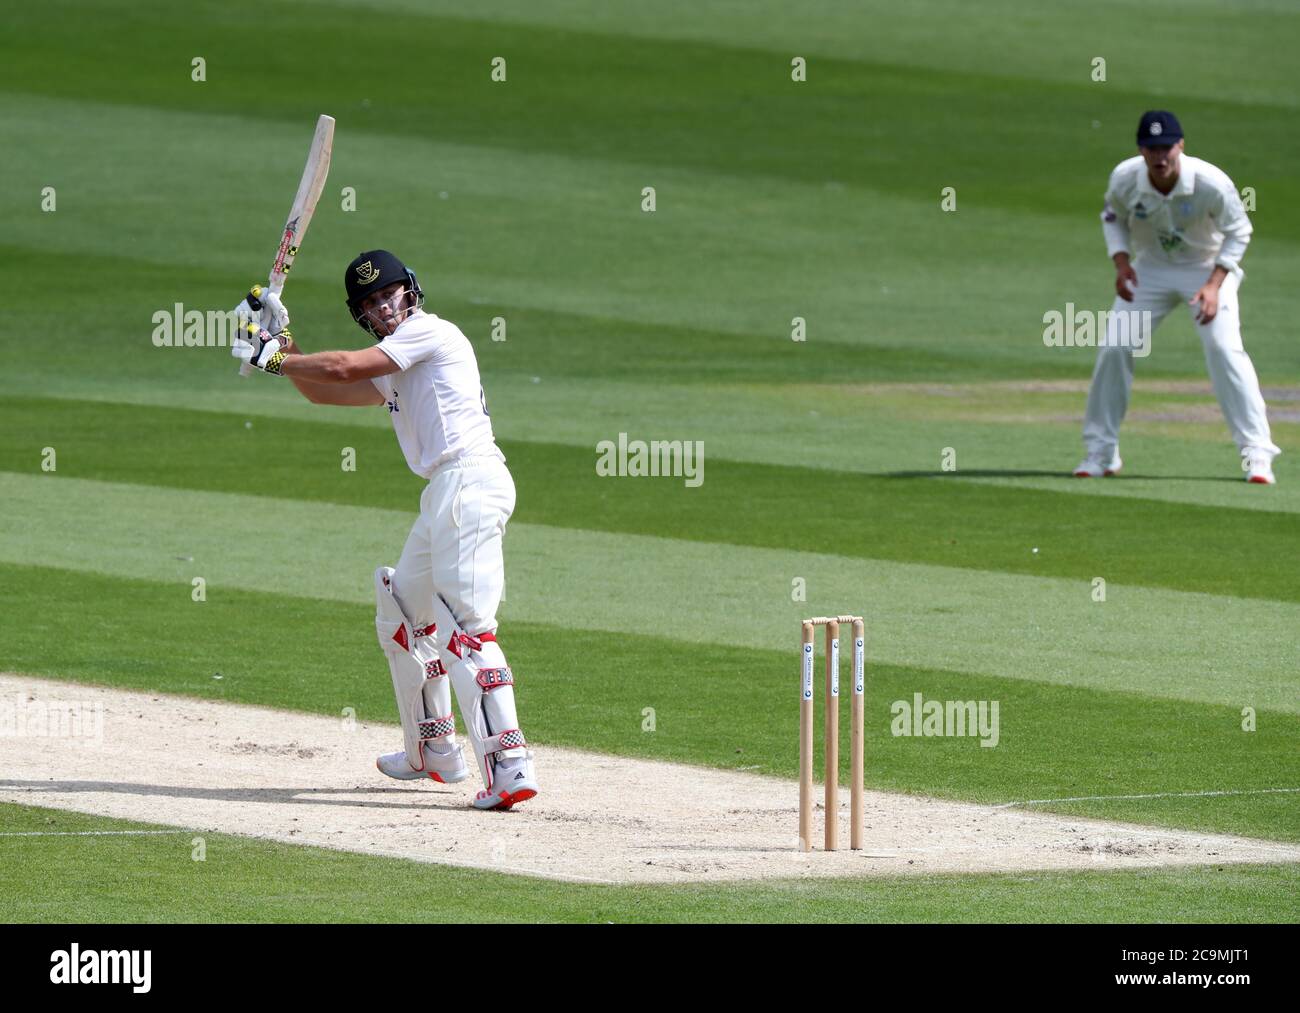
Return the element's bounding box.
[376,744,469,783]
[1073,451,1122,478]
[1242,447,1277,485]
[472,758,538,810]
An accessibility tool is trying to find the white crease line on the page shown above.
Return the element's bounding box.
[993,787,1300,809]
[0,829,195,838]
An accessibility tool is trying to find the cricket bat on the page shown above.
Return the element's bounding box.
[239,114,335,376]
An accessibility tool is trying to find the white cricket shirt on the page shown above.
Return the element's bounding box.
[370,309,501,478]
[1100,154,1252,277]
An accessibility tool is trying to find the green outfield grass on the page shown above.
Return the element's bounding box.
[1,803,1296,923]
[1,0,1297,922]
[4,398,1298,600]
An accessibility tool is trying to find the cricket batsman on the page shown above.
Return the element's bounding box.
[1076,110,1279,484]
[231,250,538,810]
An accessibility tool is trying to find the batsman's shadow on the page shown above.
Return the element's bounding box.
[0,779,468,813]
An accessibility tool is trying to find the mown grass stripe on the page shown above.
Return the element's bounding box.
[358,0,1300,109]
[2,803,1295,923]
[8,1,1300,212]
[9,380,1298,520]
[996,788,1300,809]
[2,473,1297,713]
[4,398,1298,604]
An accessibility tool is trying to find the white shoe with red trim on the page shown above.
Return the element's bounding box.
[472,757,538,810]
[376,744,469,783]
[1242,447,1277,485]
[1073,451,1122,478]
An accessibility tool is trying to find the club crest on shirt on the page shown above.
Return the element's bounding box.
[1133,201,1148,220]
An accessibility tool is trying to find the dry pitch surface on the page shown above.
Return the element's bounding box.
[2,674,1296,884]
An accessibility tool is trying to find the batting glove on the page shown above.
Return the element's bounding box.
[232,285,290,336]
[232,325,289,375]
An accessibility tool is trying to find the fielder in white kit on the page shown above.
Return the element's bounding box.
[1077,110,1279,484]
[231,250,538,811]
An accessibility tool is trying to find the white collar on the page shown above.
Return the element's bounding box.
[1137,156,1196,199]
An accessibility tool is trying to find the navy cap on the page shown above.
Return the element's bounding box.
[1137,110,1182,147]
[343,250,425,338]
[345,250,411,307]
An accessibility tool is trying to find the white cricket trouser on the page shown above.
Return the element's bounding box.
[391,453,515,636]
[1082,260,1278,457]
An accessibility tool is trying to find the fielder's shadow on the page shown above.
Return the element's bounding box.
[885,469,1070,479]
[0,779,475,814]
[884,469,1242,483]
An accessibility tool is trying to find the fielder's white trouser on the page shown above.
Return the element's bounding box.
[1082,260,1278,458]
[388,453,529,790]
